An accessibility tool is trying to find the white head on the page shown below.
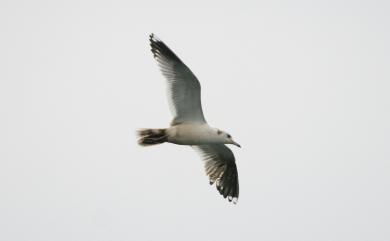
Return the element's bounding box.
[216,129,241,147]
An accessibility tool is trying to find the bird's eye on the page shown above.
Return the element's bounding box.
[227,134,231,138]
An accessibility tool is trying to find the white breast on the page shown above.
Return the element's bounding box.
[166,124,221,145]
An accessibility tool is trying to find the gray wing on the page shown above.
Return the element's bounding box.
[193,144,239,203]
[150,34,206,125]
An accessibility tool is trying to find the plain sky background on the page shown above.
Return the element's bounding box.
[1,0,389,240]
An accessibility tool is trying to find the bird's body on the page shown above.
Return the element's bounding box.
[138,34,241,203]
[167,124,224,145]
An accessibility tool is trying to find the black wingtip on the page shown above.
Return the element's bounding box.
[149,33,161,44]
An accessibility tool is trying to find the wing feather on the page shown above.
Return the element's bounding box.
[193,144,239,203]
[149,34,206,125]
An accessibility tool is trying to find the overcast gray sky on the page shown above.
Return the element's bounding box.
[1,0,390,240]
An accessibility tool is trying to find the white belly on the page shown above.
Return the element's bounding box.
[166,124,220,145]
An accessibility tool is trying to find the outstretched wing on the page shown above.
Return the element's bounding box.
[193,144,239,203]
[149,34,206,125]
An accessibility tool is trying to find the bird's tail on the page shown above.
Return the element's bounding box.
[137,128,167,146]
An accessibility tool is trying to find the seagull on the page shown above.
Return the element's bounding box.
[137,33,241,203]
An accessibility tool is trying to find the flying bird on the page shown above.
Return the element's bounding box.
[138,34,241,203]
